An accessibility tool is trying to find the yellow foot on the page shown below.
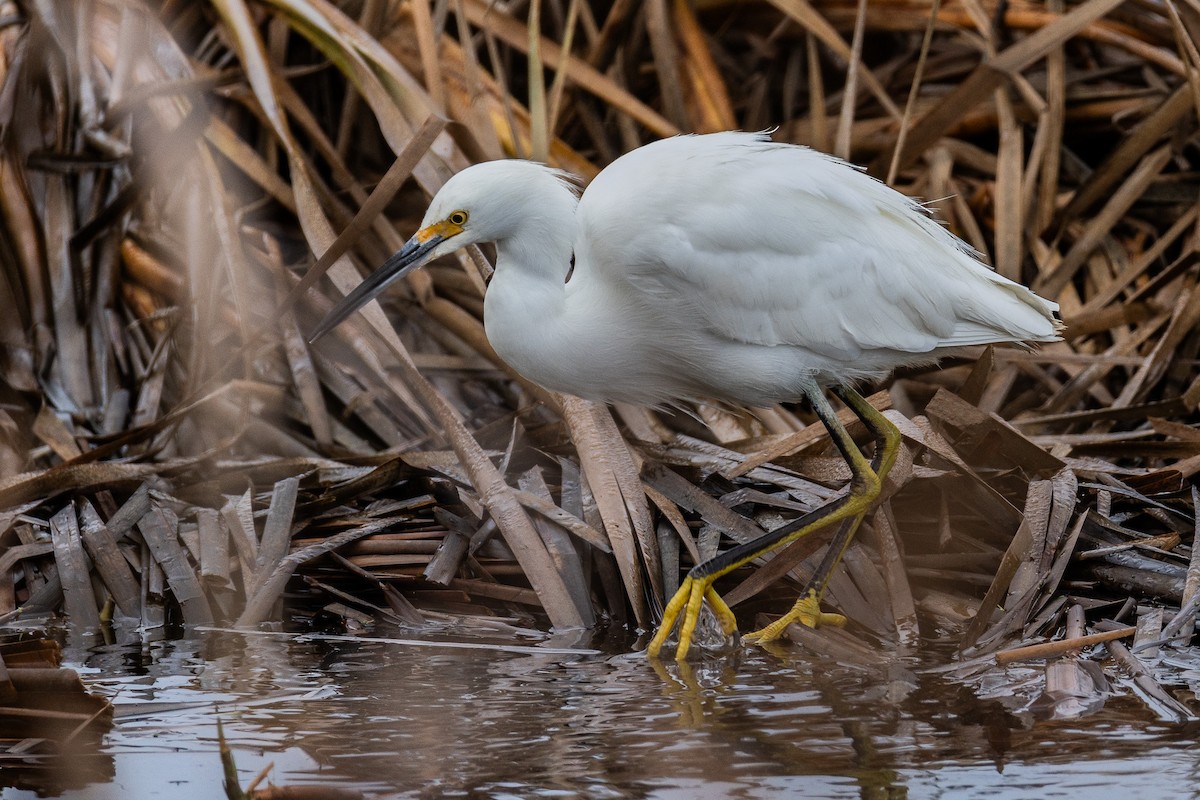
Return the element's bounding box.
[646,575,739,660]
[742,589,846,646]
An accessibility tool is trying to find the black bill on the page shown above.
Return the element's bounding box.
[307,233,442,343]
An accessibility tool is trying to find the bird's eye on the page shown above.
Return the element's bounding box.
[448,210,468,226]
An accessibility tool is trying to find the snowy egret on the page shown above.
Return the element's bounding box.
[310,131,1061,660]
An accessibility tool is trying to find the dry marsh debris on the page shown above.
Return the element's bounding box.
[0,0,1198,711]
[0,632,113,775]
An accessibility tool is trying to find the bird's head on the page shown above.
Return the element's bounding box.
[308,159,576,342]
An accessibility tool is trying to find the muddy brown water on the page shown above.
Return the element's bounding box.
[3,623,1199,799]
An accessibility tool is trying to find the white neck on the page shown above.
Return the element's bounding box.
[482,190,582,393]
[476,164,672,404]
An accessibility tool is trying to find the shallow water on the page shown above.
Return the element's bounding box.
[4,624,1199,799]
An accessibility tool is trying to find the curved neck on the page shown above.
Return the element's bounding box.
[496,219,575,285]
[490,169,578,283]
[482,203,586,393]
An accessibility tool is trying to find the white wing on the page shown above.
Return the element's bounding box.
[574,132,1059,370]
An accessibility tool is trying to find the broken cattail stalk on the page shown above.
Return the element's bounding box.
[995,627,1137,665]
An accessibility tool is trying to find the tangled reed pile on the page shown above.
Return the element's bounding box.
[0,0,1198,714]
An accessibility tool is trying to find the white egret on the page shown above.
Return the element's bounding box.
[310,131,1061,660]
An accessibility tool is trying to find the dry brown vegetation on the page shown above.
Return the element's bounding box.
[0,0,1198,711]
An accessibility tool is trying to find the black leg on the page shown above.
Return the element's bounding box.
[648,383,902,659]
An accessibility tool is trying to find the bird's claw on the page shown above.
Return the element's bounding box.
[647,575,739,660]
[743,589,846,645]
